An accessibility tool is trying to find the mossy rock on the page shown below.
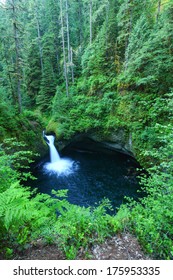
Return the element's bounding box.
[46,120,59,137]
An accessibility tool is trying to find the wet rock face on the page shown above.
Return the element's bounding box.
[59,128,135,158]
[88,129,134,156]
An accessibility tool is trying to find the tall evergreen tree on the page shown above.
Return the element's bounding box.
[0,0,26,113]
[36,57,56,111]
[117,0,173,95]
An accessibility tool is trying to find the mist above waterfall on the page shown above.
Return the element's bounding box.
[43,133,78,176]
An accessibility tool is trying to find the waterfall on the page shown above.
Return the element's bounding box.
[44,135,60,163]
[42,132,78,176]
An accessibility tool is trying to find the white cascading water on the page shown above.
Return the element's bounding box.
[43,133,77,176]
[45,135,60,163]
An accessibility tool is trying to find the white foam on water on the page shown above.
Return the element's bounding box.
[43,158,78,177]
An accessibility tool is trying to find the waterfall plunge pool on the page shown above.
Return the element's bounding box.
[29,138,141,213]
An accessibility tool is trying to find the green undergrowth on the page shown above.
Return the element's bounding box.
[0,88,46,156]
[0,109,46,158]
[0,139,119,260]
[48,89,119,140]
[115,123,173,259]
[52,196,116,259]
[1,129,173,260]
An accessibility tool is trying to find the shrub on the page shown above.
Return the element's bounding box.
[54,198,115,259]
[116,123,173,259]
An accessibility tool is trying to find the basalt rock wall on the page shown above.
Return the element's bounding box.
[57,128,135,158]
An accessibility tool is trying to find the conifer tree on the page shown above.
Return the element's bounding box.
[0,0,26,113]
[36,58,56,111]
[60,0,69,96]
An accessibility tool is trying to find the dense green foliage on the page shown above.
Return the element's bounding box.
[0,141,117,259]
[50,90,118,139]
[117,123,173,259]
[0,0,173,259]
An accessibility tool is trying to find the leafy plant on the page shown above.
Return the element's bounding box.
[54,198,115,259]
[116,123,173,259]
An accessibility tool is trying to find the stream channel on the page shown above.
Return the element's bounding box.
[30,138,141,213]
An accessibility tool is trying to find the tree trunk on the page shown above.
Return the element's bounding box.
[124,0,132,70]
[70,46,74,83]
[89,1,92,45]
[65,0,74,82]
[60,0,69,96]
[78,0,83,46]
[156,0,161,22]
[65,0,70,64]
[35,3,44,75]
[12,0,22,113]
[4,52,16,103]
[105,2,109,51]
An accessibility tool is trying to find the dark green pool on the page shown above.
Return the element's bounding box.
[30,142,140,212]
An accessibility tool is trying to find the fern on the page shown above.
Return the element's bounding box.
[0,143,65,257]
